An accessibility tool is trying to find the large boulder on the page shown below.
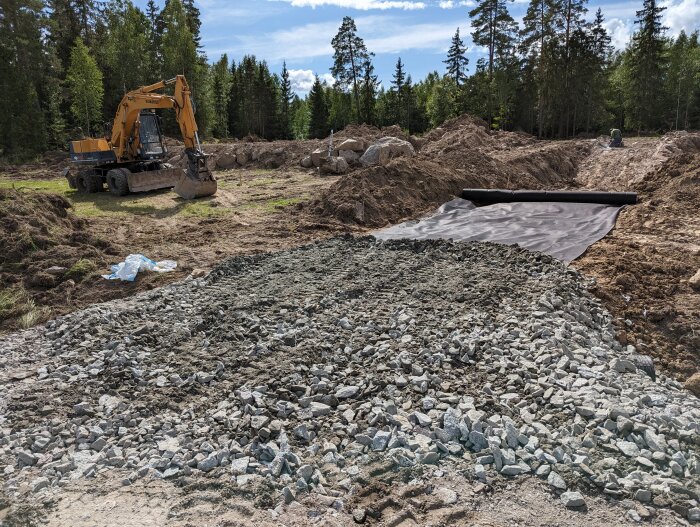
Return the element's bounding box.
[337,138,364,152]
[311,148,326,167]
[215,153,237,170]
[320,156,348,175]
[236,151,249,166]
[338,150,360,164]
[360,137,415,167]
[300,156,314,168]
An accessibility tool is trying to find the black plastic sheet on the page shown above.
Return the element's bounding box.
[374,198,625,262]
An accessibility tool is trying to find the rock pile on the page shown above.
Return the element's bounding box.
[1,238,698,520]
[302,136,415,174]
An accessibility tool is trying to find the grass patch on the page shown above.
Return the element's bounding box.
[0,287,50,329]
[249,196,306,212]
[248,178,277,187]
[0,178,71,194]
[0,177,233,219]
[65,258,97,280]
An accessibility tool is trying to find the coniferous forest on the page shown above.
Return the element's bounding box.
[1,0,699,160]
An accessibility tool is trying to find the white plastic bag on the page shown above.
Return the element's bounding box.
[102,254,177,282]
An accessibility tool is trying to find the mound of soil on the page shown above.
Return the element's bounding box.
[575,147,700,378]
[0,189,122,329]
[312,114,591,226]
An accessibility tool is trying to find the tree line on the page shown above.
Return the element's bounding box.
[1,0,698,160]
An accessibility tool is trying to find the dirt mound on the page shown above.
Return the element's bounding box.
[0,190,132,330]
[574,150,700,378]
[312,114,591,226]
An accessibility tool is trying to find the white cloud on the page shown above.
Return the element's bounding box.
[211,16,468,63]
[274,0,426,9]
[367,23,466,53]
[604,17,633,49]
[288,69,336,91]
[438,0,474,8]
[662,0,700,36]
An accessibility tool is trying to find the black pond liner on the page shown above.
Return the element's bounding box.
[374,190,638,263]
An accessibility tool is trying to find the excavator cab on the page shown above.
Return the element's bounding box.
[137,111,166,160]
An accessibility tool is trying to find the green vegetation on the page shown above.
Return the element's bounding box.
[0,287,49,329]
[250,197,306,212]
[65,258,97,280]
[2,0,698,160]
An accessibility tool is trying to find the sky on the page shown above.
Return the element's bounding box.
[137,0,700,94]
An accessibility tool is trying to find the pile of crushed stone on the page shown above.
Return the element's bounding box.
[1,237,698,520]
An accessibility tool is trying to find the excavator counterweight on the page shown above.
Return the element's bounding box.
[65,75,216,200]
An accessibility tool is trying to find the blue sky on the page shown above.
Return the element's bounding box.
[137,0,699,93]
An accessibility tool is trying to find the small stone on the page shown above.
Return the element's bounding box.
[421,452,440,464]
[372,431,391,452]
[335,386,360,399]
[281,486,295,504]
[560,491,586,508]
[230,457,249,476]
[32,477,50,493]
[626,509,642,522]
[547,471,567,491]
[73,402,94,416]
[634,489,651,503]
[197,454,218,472]
[617,441,640,457]
[500,465,523,476]
[310,402,331,417]
[17,450,37,466]
[687,508,700,521]
[352,507,367,523]
[433,487,458,505]
[297,464,314,482]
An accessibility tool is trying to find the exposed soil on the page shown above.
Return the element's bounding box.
[574,135,700,379]
[312,115,591,226]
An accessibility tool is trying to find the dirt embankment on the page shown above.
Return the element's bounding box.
[574,135,700,378]
[312,115,592,226]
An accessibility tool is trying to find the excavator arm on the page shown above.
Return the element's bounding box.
[110,75,202,161]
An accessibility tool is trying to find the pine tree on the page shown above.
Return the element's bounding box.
[444,28,469,85]
[331,16,372,122]
[469,0,517,125]
[66,37,103,135]
[279,62,293,139]
[227,60,240,136]
[308,75,329,139]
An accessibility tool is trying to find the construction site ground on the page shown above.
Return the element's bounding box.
[1,119,699,526]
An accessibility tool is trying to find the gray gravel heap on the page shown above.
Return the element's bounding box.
[1,237,698,518]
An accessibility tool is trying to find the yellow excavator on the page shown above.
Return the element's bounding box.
[64,75,216,199]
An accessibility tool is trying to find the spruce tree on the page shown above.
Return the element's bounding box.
[444,28,469,85]
[308,76,329,139]
[360,58,378,125]
[211,54,231,137]
[391,58,406,127]
[279,62,293,139]
[66,37,103,135]
[626,0,668,132]
[331,16,372,122]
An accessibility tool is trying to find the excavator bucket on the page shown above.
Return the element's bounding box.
[174,172,217,199]
[174,150,217,199]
